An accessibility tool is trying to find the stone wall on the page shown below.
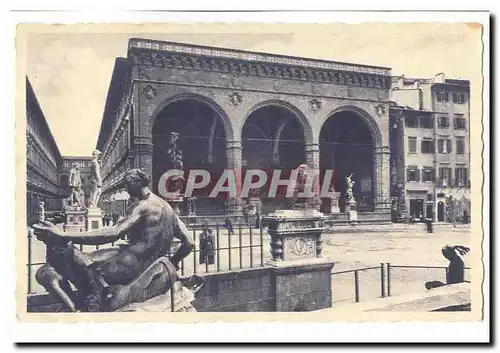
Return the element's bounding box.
[27,262,335,313]
[193,267,272,312]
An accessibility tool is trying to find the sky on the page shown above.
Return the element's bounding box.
[23,22,483,156]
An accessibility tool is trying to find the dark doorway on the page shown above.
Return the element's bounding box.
[437,201,445,222]
[152,99,228,215]
[409,199,424,218]
[426,204,434,221]
[319,111,375,212]
[241,105,306,213]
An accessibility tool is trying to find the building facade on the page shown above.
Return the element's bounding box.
[26,77,63,222]
[96,38,394,223]
[389,73,471,222]
[58,157,94,208]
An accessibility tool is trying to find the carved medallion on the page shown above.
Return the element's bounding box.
[375,104,386,117]
[309,99,321,113]
[143,85,156,100]
[229,92,242,105]
[285,236,315,259]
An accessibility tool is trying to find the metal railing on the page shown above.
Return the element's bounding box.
[26,219,267,297]
[385,263,471,297]
[331,263,472,305]
[331,264,386,303]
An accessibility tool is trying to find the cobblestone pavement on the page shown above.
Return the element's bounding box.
[25,223,472,307]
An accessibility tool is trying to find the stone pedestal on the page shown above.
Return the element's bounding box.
[263,209,335,312]
[348,199,358,222]
[331,197,340,213]
[86,207,103,230]
[64,205,87,232]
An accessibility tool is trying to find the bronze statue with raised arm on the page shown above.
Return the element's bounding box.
[32,168,199,312]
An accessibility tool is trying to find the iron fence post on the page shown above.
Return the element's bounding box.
[249,223,253,268]
[386,262,391,297]
[380,263,386,298]
[239,223,243,269]
[228,223,232,271]
[192,224,197,274]
[170,277,175,312]
[27,228,32,294]
[354,270,360,302]
[260,226,264,267]
[216,221,220,272]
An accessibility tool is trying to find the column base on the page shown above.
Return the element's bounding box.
[86,207,103,230]
[268,258,335,312]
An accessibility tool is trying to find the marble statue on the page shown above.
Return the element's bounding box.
[166,132,181,168]
[32,168,202,312]
[346,173,355,202]
[69,163,82,206]
[286,164,310,209]
[38,201,45,222]
[89,150,102,208]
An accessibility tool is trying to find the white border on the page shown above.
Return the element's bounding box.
[2,8,490,345]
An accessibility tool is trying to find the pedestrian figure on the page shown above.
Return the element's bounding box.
[224,217,235,235]
[255,206,261,229]
[199,220,215,265]
[426,217,433,233]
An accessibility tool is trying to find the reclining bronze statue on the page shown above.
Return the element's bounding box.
[32,168,203,312]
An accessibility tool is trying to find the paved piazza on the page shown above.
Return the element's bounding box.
[26,224,471,306]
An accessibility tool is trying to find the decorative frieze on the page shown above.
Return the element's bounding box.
[129,39,391,76]
[129,47,391,90]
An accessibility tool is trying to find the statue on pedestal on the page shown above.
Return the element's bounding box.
[69,163,83,206]
[345,174,358,221]
[164,132,185,215]
[286,164,310,209]
[89,150,102,208]
[346,173,355,203]
[32,169,204,312]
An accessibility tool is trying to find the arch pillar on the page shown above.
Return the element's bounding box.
[225,139,243,217]
[131,135,154,189]
[304,142,321,210]
[373,145,391,213]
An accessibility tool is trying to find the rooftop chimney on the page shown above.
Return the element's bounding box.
[434,72,446,83]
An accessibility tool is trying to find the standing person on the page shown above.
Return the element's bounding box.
[199,220,215,265]
[255,205,261,229]
[224,217,235,235]
[426,217,433,234]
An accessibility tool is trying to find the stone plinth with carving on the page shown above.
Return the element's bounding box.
[86,207,103,230]
[64,205,87,232]
[263,209,335,311]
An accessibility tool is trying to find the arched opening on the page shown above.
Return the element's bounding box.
[320,110,376,212]
[437,201,445,222]
[241,105,307,213]
[152,98,228,215]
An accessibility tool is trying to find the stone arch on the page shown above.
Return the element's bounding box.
[240,99,314,145]
[151,92,235,141]
[320,105,383,147]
